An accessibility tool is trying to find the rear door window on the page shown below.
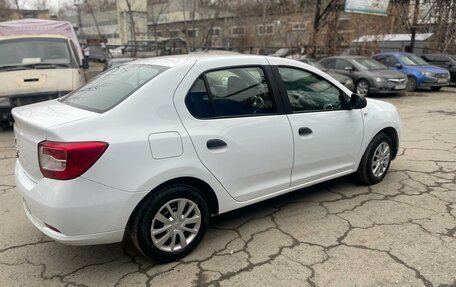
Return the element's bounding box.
[61,64,168,113]
[320,59,335,69]
[334,59,352,70]
[186,66,276,118]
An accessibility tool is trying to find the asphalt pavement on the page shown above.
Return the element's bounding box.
[0,88,455,287]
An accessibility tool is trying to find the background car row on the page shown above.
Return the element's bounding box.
[101,51,454,98]
[296,52,453,97]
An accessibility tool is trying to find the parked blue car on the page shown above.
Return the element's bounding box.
[372,52,450,91]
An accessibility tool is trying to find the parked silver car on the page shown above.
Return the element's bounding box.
[319,56,408,96]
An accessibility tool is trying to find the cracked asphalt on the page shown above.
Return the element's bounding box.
[1,88,455,287]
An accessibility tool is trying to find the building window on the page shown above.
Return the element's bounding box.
[169,29,180,37]
[291,22,306,31]
[186,28,199,38]
[231,26,245,36]
[209,27,221,37]
[258,24,274,35]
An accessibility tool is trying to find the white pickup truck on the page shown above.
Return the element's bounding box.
[0,19,88,128]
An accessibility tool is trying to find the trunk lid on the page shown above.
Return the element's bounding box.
[13,100,97,181]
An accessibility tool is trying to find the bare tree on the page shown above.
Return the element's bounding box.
[84,0,104,40]
[148,0,171,56]
[180,0,198,51]
[56,1,75,20]
[200,0,226,51]
[33,0,47,10]
[124,0,137,57]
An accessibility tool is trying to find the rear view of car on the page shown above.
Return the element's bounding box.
[373,52,450,91]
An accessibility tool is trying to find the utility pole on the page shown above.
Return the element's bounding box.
[410,0,420,52]
[310,0,322,57]
[74,0,83,40]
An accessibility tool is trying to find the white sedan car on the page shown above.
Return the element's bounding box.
[13,55,401,262]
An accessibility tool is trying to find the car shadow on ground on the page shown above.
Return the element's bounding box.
[14,174,359,270]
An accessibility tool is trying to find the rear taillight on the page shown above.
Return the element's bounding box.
[38,141,108,180]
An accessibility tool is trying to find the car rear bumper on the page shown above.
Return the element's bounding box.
[15,160,147,245]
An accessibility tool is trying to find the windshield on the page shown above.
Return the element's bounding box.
[0,38,73,68]
[309,61,327,71]
[353,58,387,70]
[399,54,428,66]
[61,64,168,113]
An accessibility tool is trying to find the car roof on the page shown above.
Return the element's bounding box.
[0,34,68,41]
[132,54,269,68]
[374,52,414,56]
[321,55,369,60]
[422,53,451,57]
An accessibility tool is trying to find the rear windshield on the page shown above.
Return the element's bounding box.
[60,64,168,113]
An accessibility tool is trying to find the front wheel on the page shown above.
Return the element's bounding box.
[129,184,209,263]
[431,86,442,91]
[406,77,417,91]
[356,133,393,185]
[356,79,370,97]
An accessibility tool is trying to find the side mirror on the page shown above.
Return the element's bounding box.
[350,93,367,109]
[81,58,89,70]
[395,63,402,69]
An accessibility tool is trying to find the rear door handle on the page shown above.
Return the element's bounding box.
[206,139,227,150]
[298,127,313,136]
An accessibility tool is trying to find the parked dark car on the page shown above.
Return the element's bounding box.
[319,56,408,97]
[372,52,450,91]
[299,58,355,91]
[88,45,110,62]
[103,57,135,71]
[421,54,456,85]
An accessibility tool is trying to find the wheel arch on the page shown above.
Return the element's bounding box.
[125,176,220,235]
[378,127,399,159]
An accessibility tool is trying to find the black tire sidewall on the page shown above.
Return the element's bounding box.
[362,134,393,184]
[132,184,209,263]
[407,77,417,91]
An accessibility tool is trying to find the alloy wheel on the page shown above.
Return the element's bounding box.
[356,80,369,96]
[371,142,391,178]
[150,198,201,252]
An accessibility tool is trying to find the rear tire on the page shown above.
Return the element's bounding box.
[406,77,417,91]
[431,86,442,91]
[356,133,393,185]
[129,184,209,263]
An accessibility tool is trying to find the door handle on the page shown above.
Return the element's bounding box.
[206,139,227,150]
[298,127,313,136]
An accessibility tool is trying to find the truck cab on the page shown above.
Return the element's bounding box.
[0,20,88,128]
